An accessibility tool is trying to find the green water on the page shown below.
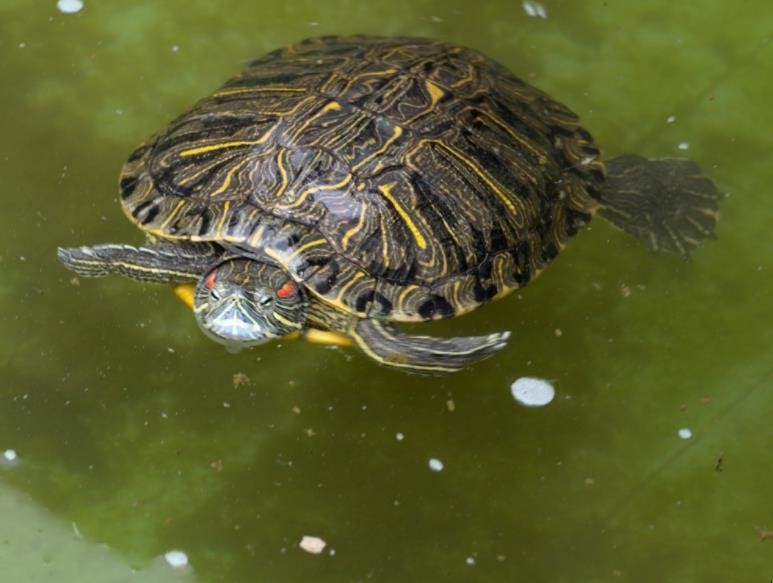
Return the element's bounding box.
[1,1,772,581]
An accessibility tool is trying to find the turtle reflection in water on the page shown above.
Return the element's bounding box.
[58,36,719,374]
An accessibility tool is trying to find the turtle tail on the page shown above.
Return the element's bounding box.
[597,155,720,256]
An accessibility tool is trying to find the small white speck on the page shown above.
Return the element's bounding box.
[3,449,17,462]
[167,347,175,353]
[19,42,26,49]
[396,432,405,441]
[164,550,189,568]
[510,377,555,407]
[678,142,690,150]
[223,401,231,408]
[171,44,180,53]
[428,458,444,472]
[666,115,676,124]
[56,0,84,14]
[328,548,336,556]
[299,535,326,554]
[115,108,124,116]
[678,428,692,440]
[465,556,476,566]
[522,0,548,18]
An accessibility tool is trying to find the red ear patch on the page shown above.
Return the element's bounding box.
[276,280,298,299]
[204,271,217,290]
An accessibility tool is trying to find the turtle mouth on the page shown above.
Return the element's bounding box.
[199,296,271,348]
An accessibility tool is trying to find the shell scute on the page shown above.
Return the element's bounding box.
[119,36,605,321]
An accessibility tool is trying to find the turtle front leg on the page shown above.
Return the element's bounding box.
[301,328,354,347]
[57,242,219,283]
[351,319,510,374]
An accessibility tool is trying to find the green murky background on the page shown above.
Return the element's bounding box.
[1,1,772,581]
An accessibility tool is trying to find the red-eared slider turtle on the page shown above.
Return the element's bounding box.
[58,36,719,373]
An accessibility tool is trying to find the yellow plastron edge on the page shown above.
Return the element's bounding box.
[172,284,353,347]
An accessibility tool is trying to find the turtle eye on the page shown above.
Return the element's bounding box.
[259,295,273,308]
[276,280,297,299]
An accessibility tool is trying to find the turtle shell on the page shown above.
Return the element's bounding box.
[119,35,605,322]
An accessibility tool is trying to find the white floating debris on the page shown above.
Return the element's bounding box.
[164,550,189,569]
[522,0,548,18]
[3,449,17,462]
[396,432,405,441]
[510,377,555,407]
[299,535,327,554]
[428,458,444,472]
[677,142,690,150]
[677,428,693,440]
[666,115,676,124]
[465,556,476,566]
[171,44,180,52]
[56,0,84,14]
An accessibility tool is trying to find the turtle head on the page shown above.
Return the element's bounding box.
[193,259,307,351]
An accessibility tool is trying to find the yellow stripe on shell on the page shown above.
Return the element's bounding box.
[425,80,445,107]
[288,100,342,142]
[264,238,327,266]
[380,215,391,268]
[334,271,365,305]
[158,199,186,230]
[397,284,419,308]
[178,127,276,157]
[417,139,519,216]
[341,205,367,250]
[213,86,306,97]
[472,109,546,169]
[274,149,290,198]
[210,157,251,197]
[340,68,398,94]
[278,173,352,210]
[351,125,403,172]
[449,64,476,89]
[248,223,266,248]
[215,201,231,237]
[378,182,427,249]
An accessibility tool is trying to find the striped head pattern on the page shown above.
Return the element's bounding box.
[193,259,307,350]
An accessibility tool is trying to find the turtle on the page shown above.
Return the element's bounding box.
[58,35,720,374]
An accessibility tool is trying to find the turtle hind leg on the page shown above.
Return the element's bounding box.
[351,319,510,374]
[598,155,720,256]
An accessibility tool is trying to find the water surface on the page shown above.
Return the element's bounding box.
[1,1,772,581]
